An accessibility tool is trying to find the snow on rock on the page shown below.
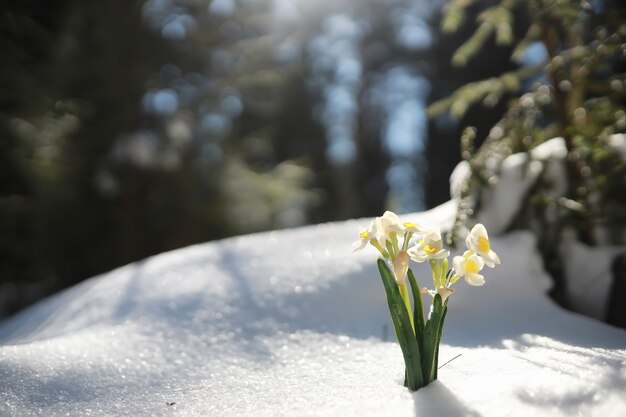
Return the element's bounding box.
[478,153,543,233]
[529,137,568,198]
[449,160,471,200]
[450,137,568,234]
[1,201,625,417]
[449,137,624,325]
[607,133,626,161]
[477,137,568,234]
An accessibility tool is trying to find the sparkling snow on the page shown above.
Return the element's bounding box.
[1,201,625,416]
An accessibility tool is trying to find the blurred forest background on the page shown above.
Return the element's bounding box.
[1,0,625,319]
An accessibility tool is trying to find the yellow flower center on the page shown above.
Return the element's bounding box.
[424,245,439,255]
[478,236,490,253]
[419,239,440,255]
[465,259,479,274]
[403,222,416,228]
[359,230,369,239]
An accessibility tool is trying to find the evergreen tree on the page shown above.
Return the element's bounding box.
[429,0,626,304]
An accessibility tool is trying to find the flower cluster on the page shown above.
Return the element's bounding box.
[353,210,501,391]
[354,211,500,299]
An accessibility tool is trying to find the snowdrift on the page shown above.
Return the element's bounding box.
[1,202,625,416]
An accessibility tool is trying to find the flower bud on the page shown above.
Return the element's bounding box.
[392,251,410,286]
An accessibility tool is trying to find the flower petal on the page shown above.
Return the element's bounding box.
[464,273,485,286]
[352,239,369,252]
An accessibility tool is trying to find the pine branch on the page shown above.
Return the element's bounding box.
[427,65,541,119]
[451,0,520,67]
[441,0,475,33]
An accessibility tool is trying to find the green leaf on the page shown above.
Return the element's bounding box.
[377,259,424,390]
[434,301,448,380]
[407,268,425,349]
[421,294,446,384]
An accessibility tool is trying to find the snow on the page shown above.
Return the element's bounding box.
[448,137,624,320]
[560,234,625,321]
[479,152,544,232]
[452,137,569,234]
[608,133,626,161]
[1,201,625,417]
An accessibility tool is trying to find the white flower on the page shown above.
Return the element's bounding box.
[407,229,450,263]
[376,211,429,236]
[436,286,454,302]
[465,223,500,268]
[379,211,401,228]
[398,221,430,235]
[369,211,406,256]
[352,212,399,251]
[422,286,454,303]
[352,219,379,252]
[453,251,485,286]
[391,251,410,286]
[376,211,402,243]
[353,212,433,258]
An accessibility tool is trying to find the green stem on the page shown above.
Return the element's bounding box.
[398,283,414,333]
[429,260,442,288]
[391,232,399,255]
[386,240,396,259]
[370,240,389,258]
[402,232,412,251]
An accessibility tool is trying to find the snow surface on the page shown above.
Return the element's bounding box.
[1,201,625,417]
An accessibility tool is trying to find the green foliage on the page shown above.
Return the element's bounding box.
[407,269,425,338]
[377,259,424,390]
[432,0,626,249]
[428,66,537,119]
[445,0,519,66]
[421,294,447,383]
[377,260,448,391]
